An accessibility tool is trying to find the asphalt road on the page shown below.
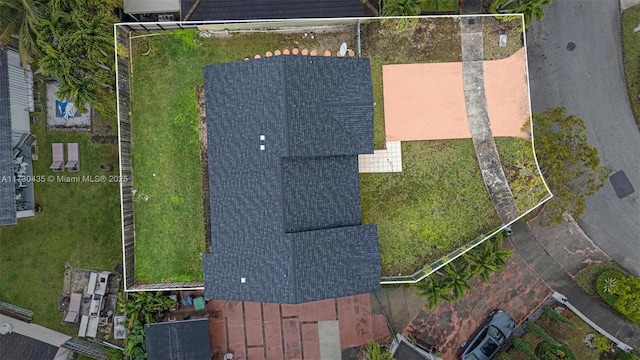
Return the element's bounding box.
[526,0,640,276]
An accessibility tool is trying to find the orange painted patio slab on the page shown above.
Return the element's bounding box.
[383,48,530,141]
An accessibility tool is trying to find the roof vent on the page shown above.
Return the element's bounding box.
[260,144,265,151]
[241,277,246,283]
[260,135,265,141]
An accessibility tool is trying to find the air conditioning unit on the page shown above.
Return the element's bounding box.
[158,14,174,22]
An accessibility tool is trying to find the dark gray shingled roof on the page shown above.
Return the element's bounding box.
[0,49,17,226]
[0,332,58,360]
[203,55,380,304]
[145,319,211,360]
[181,0,375,21]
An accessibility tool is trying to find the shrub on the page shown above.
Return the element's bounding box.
[526,322,560,346]
[615,351,639,360]
[542,306,578,329]
[512,337,539,360]
[593,334,611,353]
[535,341,576,360]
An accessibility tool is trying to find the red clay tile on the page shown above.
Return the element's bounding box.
[281,304,301,318]
[299,302,317,322]
[301,323,320,360]
[353,295,373,345]
[373,314,391,340]
[263,303,281,321]
[283,318,302,360]
[207,299,226,316]
[209,318,227,356]
[247,346,265,360]
[266,345,284,360]
[226,301,244,326]
[315,299,336,321]
[228,324,246,353]
[338,296,358,348]
[228,346,246,360]
[263,303,283,359]
[245,302,264,346]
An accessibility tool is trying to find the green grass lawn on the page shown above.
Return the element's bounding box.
[495,137,550,213]
[0,87,121,334]
[361,140,500,276]
[130,19,536,278]
[129,30,356,282]
[499,310,600,360]
[622,5,640,128]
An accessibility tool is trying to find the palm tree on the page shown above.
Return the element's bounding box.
[465,233,513,282]
[0,0,42,67]
[443,263,473,301]
[490,0,552,28]
[414,275,452,309]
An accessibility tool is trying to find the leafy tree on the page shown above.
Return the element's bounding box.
[465,233,512,282]
[367,341,394,360]
[442,262,473,300]
[414,275,452,309]
[614,276,640,321]
[0,0,42,67]
[123,292,177,360]
[532,107,611,225]
[490,0,552,28]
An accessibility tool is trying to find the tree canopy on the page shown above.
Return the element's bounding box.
[0,0,120,112]
[533,107,610,225]
[490,0,552,28]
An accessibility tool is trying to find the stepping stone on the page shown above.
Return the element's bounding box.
[283,49,290,55]
[310,50,317,56]
[301,49,309,55]
[324,50,331,56]
[254,54,261,59]
[274,50,281,56]
[292,48,299,55]
[265,51,273,57]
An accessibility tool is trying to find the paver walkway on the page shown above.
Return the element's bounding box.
[206,294,390,360]
[402,239,551,360]
[510,219,640,350]
[460,16,518,224]
[358,141,403,173]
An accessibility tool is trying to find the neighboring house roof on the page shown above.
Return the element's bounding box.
[181,0,375,21]
[145,319,211,360]
[0,332,58,360]
[124,0,180,14]
[0,49,17,226]
[202,55,380,304]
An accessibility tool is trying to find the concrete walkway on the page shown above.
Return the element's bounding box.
[509,219,640,350]
[460,16,519,224]
[371,288,426,334]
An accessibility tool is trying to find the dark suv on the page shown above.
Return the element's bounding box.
[459,310,516,360]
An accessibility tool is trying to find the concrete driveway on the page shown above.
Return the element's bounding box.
[403,241,551,360]
[526,0,640,275]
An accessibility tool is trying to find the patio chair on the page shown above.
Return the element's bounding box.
[65,143,79,172]
[50,143,64,172]
[64,293,82,323]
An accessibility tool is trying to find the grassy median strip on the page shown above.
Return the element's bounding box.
[622,5,640,127]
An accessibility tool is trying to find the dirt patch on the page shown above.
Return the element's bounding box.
[483,16,524,60]
[361,18,462,63]
[196,84,212,253]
